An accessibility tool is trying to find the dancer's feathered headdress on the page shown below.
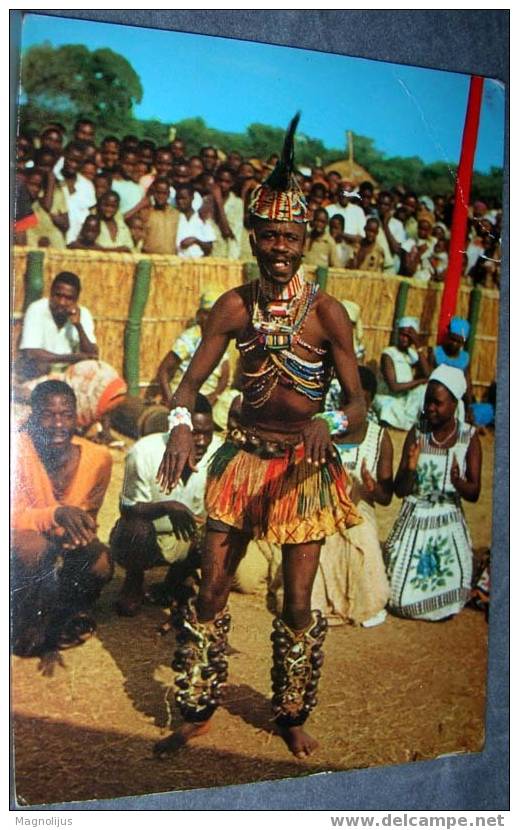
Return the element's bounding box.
[248,112,310,223]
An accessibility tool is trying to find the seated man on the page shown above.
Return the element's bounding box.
[156,290,235,430]
[110,394,221,616]
[11,381,113,656]
[15,271,127,442]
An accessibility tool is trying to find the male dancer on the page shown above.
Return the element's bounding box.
[157,114,366,759]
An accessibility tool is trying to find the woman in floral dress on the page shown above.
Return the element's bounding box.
[385,365,482,621]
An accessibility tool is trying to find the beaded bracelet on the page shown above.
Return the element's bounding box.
[314,410,349,436]
[168,406,193,432]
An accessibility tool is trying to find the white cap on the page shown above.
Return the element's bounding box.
[429,365,467,400]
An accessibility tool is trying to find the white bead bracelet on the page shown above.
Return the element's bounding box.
[168,406,193,432]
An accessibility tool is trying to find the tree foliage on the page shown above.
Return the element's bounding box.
[21,43,143,135]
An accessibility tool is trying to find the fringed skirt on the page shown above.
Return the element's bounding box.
[205,439,362,545]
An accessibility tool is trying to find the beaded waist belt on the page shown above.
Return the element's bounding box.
[227,423,303,459]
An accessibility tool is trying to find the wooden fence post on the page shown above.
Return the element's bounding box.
[467,286,482,358]
[24,250,45,309]
[391,280,410,345]
[124,259,152,397]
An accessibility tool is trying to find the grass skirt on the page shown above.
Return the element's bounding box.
[205,440,362,545]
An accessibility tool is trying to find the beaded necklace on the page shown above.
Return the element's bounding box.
[240,273,326,407]
[252,271,317,352]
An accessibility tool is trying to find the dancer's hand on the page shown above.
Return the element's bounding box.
[164,501,198,541]
[157,425,197,492]
[302,419,336,466]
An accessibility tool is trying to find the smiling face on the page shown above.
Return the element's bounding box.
[101,141,119,171]
[424,381,457,428]
[98,193,120,221]
[251,219,306,284]
[25,172,44,201]
[31,392,77,454]
[152,178,170,208]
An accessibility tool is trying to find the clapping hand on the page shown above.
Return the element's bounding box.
[450,457,462,490]
[407,439,421,471]
[360,458,376,493]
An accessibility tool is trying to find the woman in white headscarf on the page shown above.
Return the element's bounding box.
[372,317,430,430]
[385,365,482,621]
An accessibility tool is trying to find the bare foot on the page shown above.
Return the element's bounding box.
[153,721,211,757]
[278,724,319,759]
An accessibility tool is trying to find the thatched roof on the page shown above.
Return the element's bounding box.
[324,131,378,186]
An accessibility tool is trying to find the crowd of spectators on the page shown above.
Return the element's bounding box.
[15,118,502,288]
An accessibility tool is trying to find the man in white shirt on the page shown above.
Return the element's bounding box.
[55,142,96,244]
[325,181,366,244]
[16,272,127,443]
[112,150,146,217]
[110,394,222,616]
[376,190,407,274]
[176,184,216,258]
[17,271,98,380]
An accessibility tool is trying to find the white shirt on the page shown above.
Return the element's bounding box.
[169,187,203,212]
[112,179,144,214]
[176,211,216,258]
[19,297,96,353]
[325,202,366,237]
[374,215,406,272]
[120,432,223,537]
[56,173,96,244]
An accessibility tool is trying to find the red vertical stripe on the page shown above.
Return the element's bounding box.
[437,76,484,342]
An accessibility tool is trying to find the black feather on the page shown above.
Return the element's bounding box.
[263,112,301,191]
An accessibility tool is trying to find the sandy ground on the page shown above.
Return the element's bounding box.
[11,430,493,808]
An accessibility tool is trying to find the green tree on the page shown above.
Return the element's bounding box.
[21,42,143,134]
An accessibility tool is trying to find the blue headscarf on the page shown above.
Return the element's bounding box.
[449,317,470,340]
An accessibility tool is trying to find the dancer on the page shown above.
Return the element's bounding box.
[156,114,365,759]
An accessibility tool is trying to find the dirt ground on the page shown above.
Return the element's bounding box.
[11,430,494,808]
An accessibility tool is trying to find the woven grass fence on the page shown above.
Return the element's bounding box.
[11,247,500,398]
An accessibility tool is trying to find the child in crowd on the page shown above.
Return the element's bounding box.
[67,215,104,250]
[352,217,386,271]
[95,190,133,251]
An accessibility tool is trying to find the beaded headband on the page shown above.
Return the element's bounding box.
[248,113,310,225]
